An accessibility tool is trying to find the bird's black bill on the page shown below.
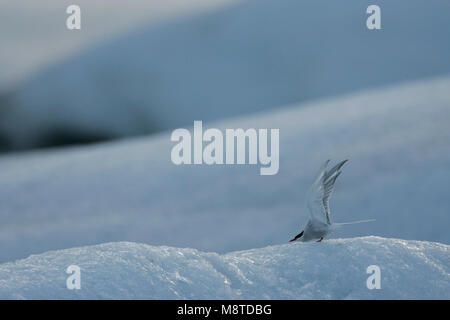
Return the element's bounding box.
[289,231,304,242]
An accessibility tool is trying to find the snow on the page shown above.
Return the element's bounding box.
[0,0,235,91]
[0,237,448,299]
[0,76,449,264]
[1,0,450,150]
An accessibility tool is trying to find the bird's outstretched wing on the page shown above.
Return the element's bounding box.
[306,159,348,225]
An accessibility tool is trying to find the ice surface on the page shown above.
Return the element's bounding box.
[0,237,448,299]
[0,76,449,263]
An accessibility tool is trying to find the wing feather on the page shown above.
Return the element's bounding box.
[306,160,348,224]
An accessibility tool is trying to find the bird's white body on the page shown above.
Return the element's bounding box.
[300,218,334,242]
[290,159,374,243]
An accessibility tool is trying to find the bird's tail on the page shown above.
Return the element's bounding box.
[333,219,375,226]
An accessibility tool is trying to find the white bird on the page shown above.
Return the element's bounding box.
[290,159,375,242]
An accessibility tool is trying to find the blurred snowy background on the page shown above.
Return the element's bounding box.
[0,0,449,294]
[1,0,449,151]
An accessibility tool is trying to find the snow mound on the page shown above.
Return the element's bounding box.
[0,237,448,299]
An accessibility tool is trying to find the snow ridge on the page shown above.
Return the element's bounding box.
[0,237,448,299]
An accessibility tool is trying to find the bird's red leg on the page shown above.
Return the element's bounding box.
[316,237,323,242]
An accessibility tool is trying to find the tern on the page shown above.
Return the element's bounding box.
[289,159,375,242]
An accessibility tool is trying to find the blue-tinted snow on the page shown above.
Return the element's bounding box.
[0,237,448,299]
